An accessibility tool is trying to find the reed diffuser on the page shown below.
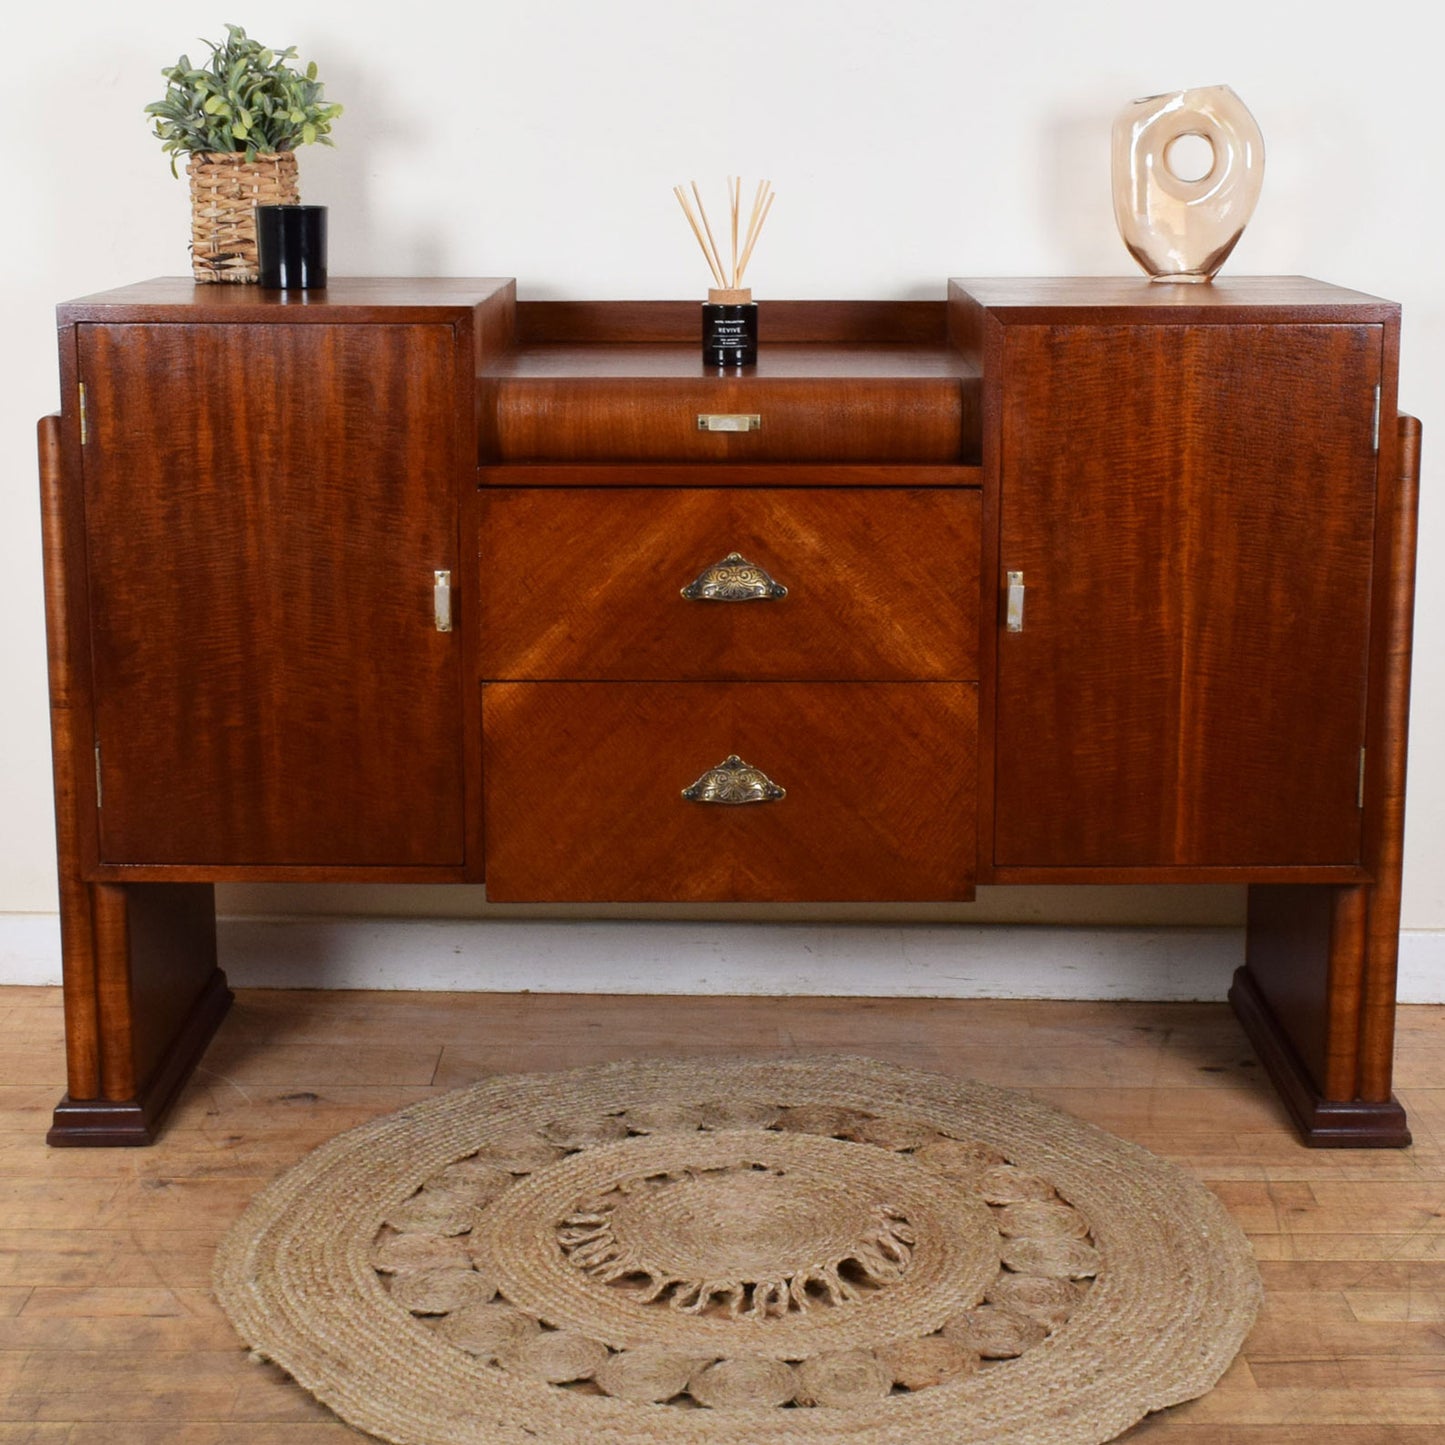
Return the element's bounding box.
[674,177,774,366]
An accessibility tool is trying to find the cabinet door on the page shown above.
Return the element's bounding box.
[80,322,464,865]
[995,323,1381,868]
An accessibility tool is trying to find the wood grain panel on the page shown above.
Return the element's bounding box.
[514,299,949,344]
[995,324,1183,865]
[37,413,101,1099]
[995,323,1380,868]
[1244,884,1363,1097]
[480,488,979,681]
[1174,326,1379,863]
[1360,414,1422,1100]
[79,322,465,866]
[483,682,975,901]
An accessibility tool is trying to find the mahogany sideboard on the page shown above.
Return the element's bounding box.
[36,276,1421,1147]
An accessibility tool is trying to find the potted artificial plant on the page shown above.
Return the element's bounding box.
[146,23,341,282]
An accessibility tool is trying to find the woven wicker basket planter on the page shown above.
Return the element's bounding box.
[186,151,299,283]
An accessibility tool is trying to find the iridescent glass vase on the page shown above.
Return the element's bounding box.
[1111,85,1264,283]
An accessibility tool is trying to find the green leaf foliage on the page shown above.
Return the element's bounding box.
[145,22,342,174]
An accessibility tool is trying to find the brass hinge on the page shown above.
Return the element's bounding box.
[78,382,88,446]
[94,742,103,809]
[1358,747,1367,809]
[1371,385,1381,454]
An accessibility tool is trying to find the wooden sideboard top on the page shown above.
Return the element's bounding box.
[59,274,1397,317]
[57,276,516,323]
[951,275,1399,322]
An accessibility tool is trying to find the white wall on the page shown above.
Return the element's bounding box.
[3,1,1441,984]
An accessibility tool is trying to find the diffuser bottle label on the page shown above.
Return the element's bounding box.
[703,304,758,365]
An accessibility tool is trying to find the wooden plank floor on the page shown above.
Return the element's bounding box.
[2,985,1443,1443]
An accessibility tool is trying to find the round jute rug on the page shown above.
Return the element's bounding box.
[214,1055,1260,1445]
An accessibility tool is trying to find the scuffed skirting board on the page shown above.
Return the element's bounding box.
[1,913,1441,1000]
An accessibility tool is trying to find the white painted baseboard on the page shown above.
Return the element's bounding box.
[215,919,1247,999]
[1,913,62,987]
[1,912,1440,1001]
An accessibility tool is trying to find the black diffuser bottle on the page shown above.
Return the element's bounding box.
[675,178,773,369]
[703,287,758,367]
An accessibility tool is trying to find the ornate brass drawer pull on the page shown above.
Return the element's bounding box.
[681,552,788,602]
[682,754,786,805]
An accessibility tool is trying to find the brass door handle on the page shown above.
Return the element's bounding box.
[682,755,786,804]
[434,570,453,632]
[1005,570,1025,632]
[681,552,788,601]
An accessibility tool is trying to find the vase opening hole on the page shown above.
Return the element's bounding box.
[1165,131,1216,184]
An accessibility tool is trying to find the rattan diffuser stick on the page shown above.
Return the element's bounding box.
[674,177,774,292]
[673,186,725,288]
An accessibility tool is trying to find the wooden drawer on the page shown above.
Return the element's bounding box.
[482,681,976,901]
[482,349,977,463]
[479,488,979,681]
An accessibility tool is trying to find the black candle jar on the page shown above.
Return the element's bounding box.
[703,288,757,366]
[256,204,328,289]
